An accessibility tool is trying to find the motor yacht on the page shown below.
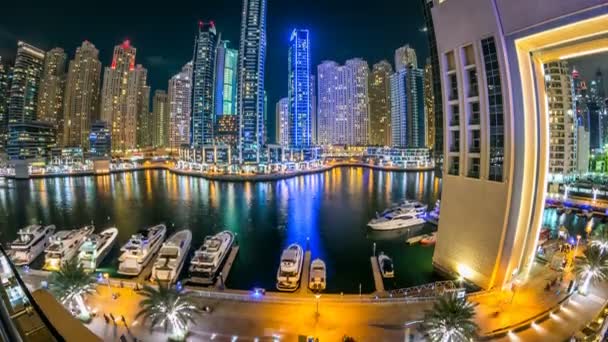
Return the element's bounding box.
[368,211,425,231]
[9,225,56,266]
[308,258,326,291]
[380,200,428,217]
[188,230,235,284]
[117,224,166,276]
[43,226,94,271]
[276,243,304,292]
[151,229,192,284]
[78,227,118,273]
[378,252,394,278]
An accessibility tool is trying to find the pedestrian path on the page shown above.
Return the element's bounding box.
[215,246,240,289]
[298,251,312,295]
[370,256,385,293]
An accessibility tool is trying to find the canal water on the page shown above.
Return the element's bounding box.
[0,168,443,293]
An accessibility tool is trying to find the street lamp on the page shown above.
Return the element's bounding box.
[575,235,582,257]
[315,294,321,317]
[103,273,112,297]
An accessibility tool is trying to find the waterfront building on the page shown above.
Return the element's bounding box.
[544,61,576,175]
[169,62,192,150]
[100,41,137,152]
[587,78,604,151]
[430,0,605,290]
[395,44,417,71]
[0,60,12,148]
[577,125,590,173]
[421,0,444,163]
[63,41,101,149]
[275,97,289,146]
[89,120,111,157]
[288,29,312,148]
[7,121,55,160]
[390,66,425,148]
[152,90,169,148]
[317,59,369,146]
[36,48,66,145]
[215,115,238,146]
[310,75,317,144]
[424,59,435,150]
[368,60,393,146]
[214,41,238,117]
[131,65,150,149]
[8,42,45,124]
[237,0,267,163]
[191,22,218,148]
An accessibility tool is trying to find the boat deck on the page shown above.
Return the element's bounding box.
[134,258,156,283]
[370,256,385,294]
[297,250,312,295]
[215,246,240,289]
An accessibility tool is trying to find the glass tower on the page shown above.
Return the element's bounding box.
[8,41,45,124]
[237,0,267,163]
[191,22,218,148]
[288,29,311,148]
[214,41,238,117]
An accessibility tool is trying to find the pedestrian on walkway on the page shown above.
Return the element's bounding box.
[109,313,116,324]
[121,315,127,326]
[103,314,110,324]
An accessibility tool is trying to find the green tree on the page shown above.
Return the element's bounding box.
[421,293,478,342]
[49,258,97,321]
[574,245,608,294]
[135,280,200,341]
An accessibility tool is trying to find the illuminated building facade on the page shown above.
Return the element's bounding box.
[390,66,425,148]
[395,44,418,71]
[36,48,66,145]
[7,121,55,160]
[8,41,45,124]
[0,60,12,148]
[237,0,267,162]
[215,115,238,146]
[288,29,312,148]
[152,90,169,148]
[130,65,150,149]
[191,22,218,148]
[169,62,192,150]
[214,41,238,117]
[63,41,101,149]
[431,0,607,289]
[89,120,111,158]
[424,59,435,149]
[369,60,393,146]
[275,97,289,146]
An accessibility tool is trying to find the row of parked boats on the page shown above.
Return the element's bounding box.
[7,223,237,285]
[275,243,326,292]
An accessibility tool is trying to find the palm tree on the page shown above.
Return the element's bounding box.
[49,258,97,321]
[421,293,478,342]
[590,228,608,255]
[135,280,200,341]
[574,245,608,294]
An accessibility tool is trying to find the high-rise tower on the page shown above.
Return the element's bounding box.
[369,60,393,146]
[169,62,193,150]
[395,45,418,71]
[275,97,289,146]
[214,40,238,117]
[37,48,66,144]
[191,22,218,148]
[152,90,169,148]
[288,29,312,148]
[237,0,267,162]
[8,42,45,124]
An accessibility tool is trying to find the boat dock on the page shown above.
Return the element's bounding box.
[370,256,385,293]
[298,250,312,295]
[215,246,240,289]
[135,258,156,283]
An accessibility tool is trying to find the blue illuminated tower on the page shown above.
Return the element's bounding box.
[191,21,218,148]
[237,0,267,163]
[288,29,311,148]
[214,41,238,117]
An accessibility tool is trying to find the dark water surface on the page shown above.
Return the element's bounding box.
[0,168,443,293]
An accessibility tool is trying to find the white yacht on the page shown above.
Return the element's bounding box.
[308,258,326,291]
[43,226,95,271]
[276,243,304,292]
[368,211,425,231]
[151,230,192,284]
[378,252,394,278]
[380,200,428,217]
[189,231,235,284]
[78,227,118,273]
[9,225,56,266]
[118,224,166,276]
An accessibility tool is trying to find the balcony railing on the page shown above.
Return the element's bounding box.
[469,146,481,153]
[470,116,480,125]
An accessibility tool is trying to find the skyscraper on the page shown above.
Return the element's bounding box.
[169,62,193,150]
[368,60,392,146]
[0,59,12,147]
[8,41,45,124]
[275,97,289,146]
[237,0,267,162]
[310,75,317,144]
[288,29,312,148]
[191,22,218,148]
[391,66,425,148]
[424,59,435,150]
[214,40,238,117]
[37,48,66,144]
[317,59,369,146]
[395,45,418,71]
[63,41,101,149]
[130,65,150,148]
[544,61,576,175]
[100,41,137,152]
[152,90,169,148]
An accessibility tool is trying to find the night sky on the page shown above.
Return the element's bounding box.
[1,0,427,138]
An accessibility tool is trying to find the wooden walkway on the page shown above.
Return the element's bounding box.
[215,246,240,289]
[297,251,312,295]
[370,256,385,293]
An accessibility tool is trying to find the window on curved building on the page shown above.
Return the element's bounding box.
[482,37,504,182]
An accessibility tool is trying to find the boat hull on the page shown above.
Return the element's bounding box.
[188,231,235,284]
[276,244,304,292]
[368,218,425,231]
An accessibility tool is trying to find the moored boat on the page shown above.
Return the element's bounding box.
[9,224,56,266]
[118,224,166,276]
[43,225,94,271]
[309,258,326,291]
[368,211,425,231]
[151,229,192,283]
[420,232,438,245]
[188,230,235,284]
[276,243,304,292]
[78,227,118,273]
[378,252,394,278]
